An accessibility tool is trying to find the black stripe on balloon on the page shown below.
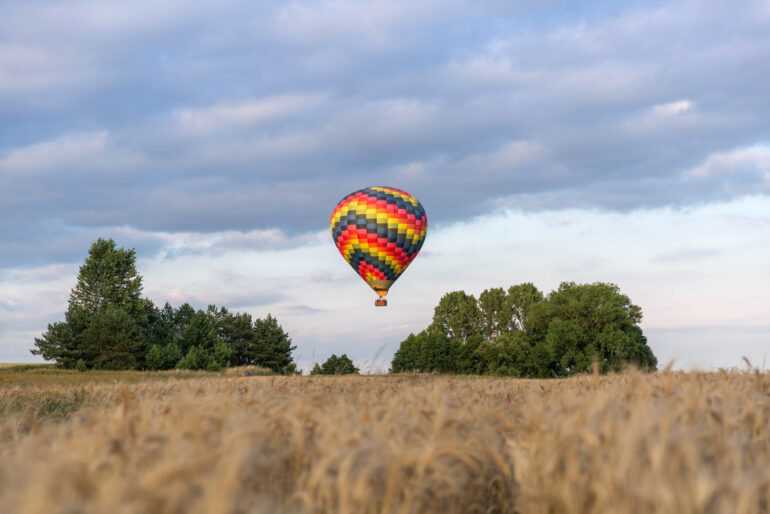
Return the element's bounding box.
[347,249,398,281]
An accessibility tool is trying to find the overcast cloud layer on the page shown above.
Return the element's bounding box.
[2,0,770,266]
[1,0,769,367]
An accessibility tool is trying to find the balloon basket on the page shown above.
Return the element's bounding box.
[375,298,388,307]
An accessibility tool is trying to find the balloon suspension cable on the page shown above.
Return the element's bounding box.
[375,298,388,307]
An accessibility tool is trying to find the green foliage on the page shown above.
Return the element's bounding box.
[32,238,146,369]
[392,330,462,373]
[391,333,420,373]
[454,334,485,374]
[206,360,223,372]
[145,345,164,371]
[177,346,205,370]
[429,291,481,342]
[311,354,359,375]
[83,306,144,370]
[529,282,657,374]
[75,359,87,372]
[213,340,234,368]
[392,281,657,377]
[161,343,183,369]
[506,283,544,331]
[66,237,146,333]
[180,311,221,354]
[250,315,296,372]
[415,331,459,373]
[478,288,512,339]
[32,239,297,373]
[32,322,79,368]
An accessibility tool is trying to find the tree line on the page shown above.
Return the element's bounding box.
[391,282,658,376]
[32,238,296,373]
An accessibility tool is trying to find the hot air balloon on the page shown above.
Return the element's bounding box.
[331,186,427,306]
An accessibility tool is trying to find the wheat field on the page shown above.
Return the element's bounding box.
[0,368,768,513]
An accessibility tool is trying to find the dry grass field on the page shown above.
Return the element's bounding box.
[0,367,768,513]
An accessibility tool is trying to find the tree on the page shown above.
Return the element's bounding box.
[507,283,544,331]
[32,238,146,368]
[146,344,164,371]
[212,309,255,366]
[250,315,296,373]
[66,238,145,333]
[476,331,553,377]
[429,291,481,342]
[415,331,459,373]
[31,322,79,368]
[142,301,178,349]
[311,354,359,375]
[478,287,513,339]
[177,346,205,370]
[31,240,299,372]
[528,282,657,375]
[454,334,484,374]
[161,343,183,369]
[213,340,234,368]
[180,311,220,353]
[391,333,421,373]
[392,281,656,377]
[174,303,196,335]
[83,306,144,369]
[391,330,459,373]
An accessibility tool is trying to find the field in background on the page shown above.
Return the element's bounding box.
[0,364,273,387]
[1,368,768,513]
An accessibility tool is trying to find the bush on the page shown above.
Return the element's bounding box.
[145,345,163,371]
[75,359,87,372]
[206,360,223,372]
[311,354,359,375]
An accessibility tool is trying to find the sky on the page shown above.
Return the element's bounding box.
[1,0,769,371]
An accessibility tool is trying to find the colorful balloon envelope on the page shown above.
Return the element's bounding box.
[331,186,427,305]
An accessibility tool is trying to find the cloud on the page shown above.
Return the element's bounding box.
[1,0,769,254]
[653,248,721,263]
[169,94,326,136]
[685,146,770,181]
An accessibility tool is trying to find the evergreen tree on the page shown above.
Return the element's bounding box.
[32,238,146,368]
[180,311,220,354]
[161,343,183,369]
[146,344,164,371]
[143,301,178,349]
[31,322,79,368]
[250,315,296,372]
[32,239,298,372]
[177,345,205,370]
[66,238,145,333]
[83,306,144,369]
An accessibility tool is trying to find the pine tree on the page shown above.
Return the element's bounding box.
[32,238,147,368]
[250,315,296,372]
